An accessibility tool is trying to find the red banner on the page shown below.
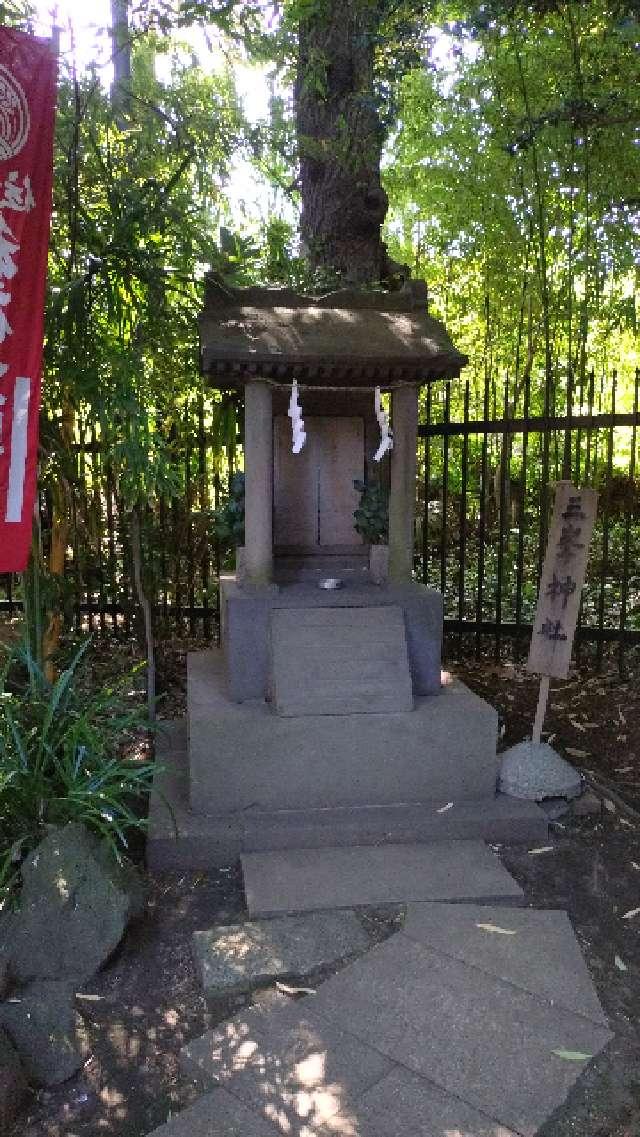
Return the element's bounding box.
[0,27,56,573]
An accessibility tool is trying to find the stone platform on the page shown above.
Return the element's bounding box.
[188,650,501,815]
[147,721,547,871]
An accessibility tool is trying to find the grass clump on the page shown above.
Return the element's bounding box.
[0,639,154,905]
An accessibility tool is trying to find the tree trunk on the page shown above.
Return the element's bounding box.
[111,0,131,119]
[296,0,389,285]
[131,506,156,724]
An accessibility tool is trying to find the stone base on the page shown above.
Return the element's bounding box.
[147,746,547,871]
[188,651,498,814]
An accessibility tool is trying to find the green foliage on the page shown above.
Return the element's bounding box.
[0,640,154,902]
[2,0,636,647]
[42,32,246,518]
[212,471,245,547]
[384,1,640,412]
[353,479,389,545]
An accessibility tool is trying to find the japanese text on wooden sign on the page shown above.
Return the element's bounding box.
[527,482,597,679]
[0,28,56,573]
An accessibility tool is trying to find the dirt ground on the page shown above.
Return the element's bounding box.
[10,637,640,1137]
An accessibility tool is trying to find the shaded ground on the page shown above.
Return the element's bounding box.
[10,638,640,1137]
[454,643,640,812]
[14,813,640,1137]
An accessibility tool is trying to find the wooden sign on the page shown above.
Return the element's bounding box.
[527,482,598,680]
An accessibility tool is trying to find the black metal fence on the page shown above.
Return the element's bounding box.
[419,365,640,666]
[1,365,639,668]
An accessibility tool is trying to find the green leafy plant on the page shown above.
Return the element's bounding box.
[212,471,246,548]
[0,638,155,904]
[353,479,389,545]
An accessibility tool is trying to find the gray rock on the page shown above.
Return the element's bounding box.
[7,824,145,985]
[539,797,572,820]
[0,980,90,1086]
[0,1026,28,1131]
[572,789,602,818]
[192,911,371,994]
[499,742,583,801]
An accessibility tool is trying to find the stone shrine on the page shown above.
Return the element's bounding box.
[147,278,547,867]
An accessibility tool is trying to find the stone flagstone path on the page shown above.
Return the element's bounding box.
[147,844,613,1137]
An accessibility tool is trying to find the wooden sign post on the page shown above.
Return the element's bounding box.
[527,482,598,742]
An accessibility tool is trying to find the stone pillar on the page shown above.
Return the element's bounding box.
[244,380,273,585]
[389,384,419,583]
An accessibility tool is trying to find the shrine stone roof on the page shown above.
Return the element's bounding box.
[199,276,468,388]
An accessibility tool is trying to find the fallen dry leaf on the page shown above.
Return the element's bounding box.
[552,1049,593,1062]
[276,981,316,996]
[622,907,640,920]
[476,923,517,936]
[566,747,589,758]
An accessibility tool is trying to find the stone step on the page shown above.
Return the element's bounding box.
[270,606,413,715]
[241,840,524,917]
[147,746,548,871]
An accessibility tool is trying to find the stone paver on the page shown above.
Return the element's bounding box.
[181,1000,392,1127]
[147,1086,281,1136]
[402,902,608,1025]
[178,1002,517,1137]
[191,911,371,994]
[241,841,523,916]
[352,1066,518,1137]
[310,932,612,1137]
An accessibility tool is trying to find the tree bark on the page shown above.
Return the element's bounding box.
[42,404,73,681]
[111,0,131,120]
[131,506,156,724]
[296,0,389,285]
